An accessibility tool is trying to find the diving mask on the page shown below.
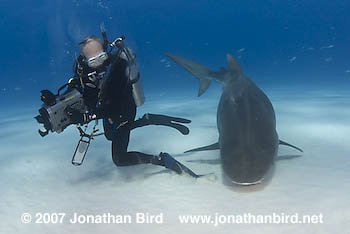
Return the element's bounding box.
[86,51,108,68]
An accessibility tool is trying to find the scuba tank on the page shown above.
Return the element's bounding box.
[119,48,145,107]
[100,23,145,107]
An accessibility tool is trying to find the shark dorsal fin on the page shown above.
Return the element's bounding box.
[226,54,243,78]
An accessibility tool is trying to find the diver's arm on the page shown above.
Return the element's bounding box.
[64,77,98,125]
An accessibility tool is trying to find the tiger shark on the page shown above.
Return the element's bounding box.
[165,53,302,185]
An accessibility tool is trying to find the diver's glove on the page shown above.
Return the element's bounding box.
[65,106,88,124]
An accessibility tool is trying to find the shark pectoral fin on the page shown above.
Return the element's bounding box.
[275,155,303,161]
[279,140,303,153]
[184,142,220,153]
[186,159,221,165]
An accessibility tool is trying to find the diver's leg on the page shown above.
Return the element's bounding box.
[109,117,153,165]
[103,103,151,165]
[112,131,199,176]
[110,124,186,175]
[111,127,155,166]
[105,108,192,174]
[103,118,115,141]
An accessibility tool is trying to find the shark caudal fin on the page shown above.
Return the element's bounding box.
[165,53,226,97]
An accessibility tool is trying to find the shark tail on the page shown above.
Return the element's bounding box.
[165,53,225,96]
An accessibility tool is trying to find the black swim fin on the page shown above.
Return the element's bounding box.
[279,140,303,153]
[184,142,220,153]
[129,113,191,135]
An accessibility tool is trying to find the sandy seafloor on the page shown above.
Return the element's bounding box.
[0,85,349,234]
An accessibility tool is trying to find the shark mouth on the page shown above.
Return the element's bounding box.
[230,177,265,186]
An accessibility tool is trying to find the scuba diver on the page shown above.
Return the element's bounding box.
[60,33,197,176]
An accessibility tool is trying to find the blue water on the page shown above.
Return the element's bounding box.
[1,0,349,107]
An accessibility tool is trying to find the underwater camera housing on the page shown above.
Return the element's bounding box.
[35,87,86,137]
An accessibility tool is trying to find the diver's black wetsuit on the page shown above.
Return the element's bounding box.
[101,56,159,166]
[70,50,186,168]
